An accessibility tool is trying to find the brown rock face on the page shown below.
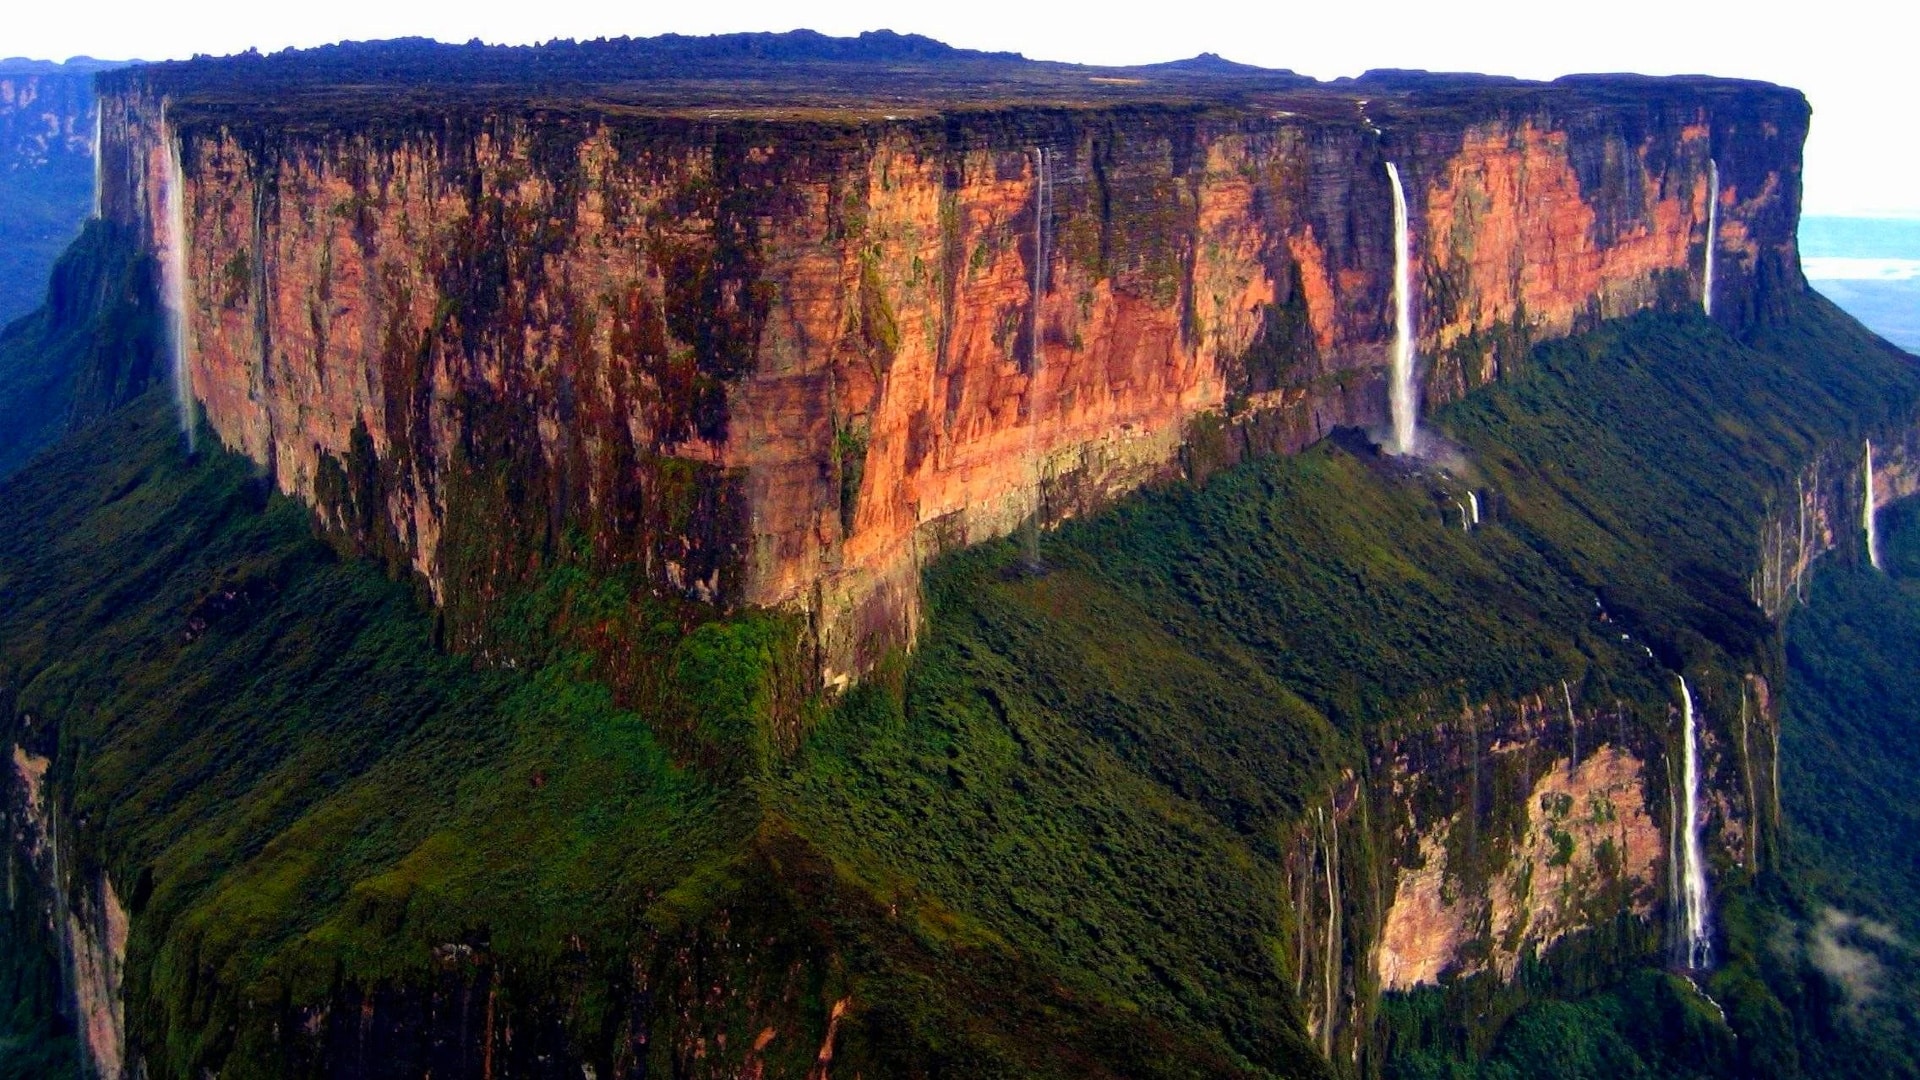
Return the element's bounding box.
[1361,674,1780,998]
[11,745,130,1079]
[1376,745,1662,991]
[96,65,1810,679]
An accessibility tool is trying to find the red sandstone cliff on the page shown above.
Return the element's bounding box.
[95,61,1810,681]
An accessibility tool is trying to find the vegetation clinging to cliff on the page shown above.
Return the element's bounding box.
[4,228,1919,1080]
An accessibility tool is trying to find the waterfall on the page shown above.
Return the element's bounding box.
[1738,685,1758,863]
[1030,146,1051,372]
[1864,440,1882,571]
[1562,679,1579,768]
[1385,162,1418,455]
[90,106,102,219]
[1675,676,1712,969]
[1316,805,1341,1056]
[1702,160,1719,317]
[1468,491,1481,526]
[1454,499,1469,531]
[162,110,197,453]
[1020,147,1053,571]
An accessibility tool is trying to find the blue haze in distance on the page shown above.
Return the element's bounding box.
[1802,217,1920,354]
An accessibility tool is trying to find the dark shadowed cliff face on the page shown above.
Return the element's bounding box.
[92,44,1808,682]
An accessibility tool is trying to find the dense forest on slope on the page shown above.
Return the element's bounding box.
[2,209,1919,1080]
[1375,482,1920,1080]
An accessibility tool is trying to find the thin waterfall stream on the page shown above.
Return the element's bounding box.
[1385,161,1418,455]
[162,107,197,452]
[90,106,102,219]
[1676,676,1713,969]
[1020,146,1052,571]
[1865,440,1882,571]
[1703,160,1719,316]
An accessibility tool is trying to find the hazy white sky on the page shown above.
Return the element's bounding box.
[9,0,1916,216]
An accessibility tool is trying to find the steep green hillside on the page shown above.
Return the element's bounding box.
[778,297,1920,1078]
[1784,497,1920,917]
[0,393,1271,1079]
[1370,486,1920,1080]
[3,283,1919,1077]
[1766,499,1920,1078]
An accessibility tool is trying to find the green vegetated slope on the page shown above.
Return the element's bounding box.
[0,395,750,1073]
[3,282,1919,1079]
[1784,497,1920,917]
[0,395,1257,1079]
[1386,491,1920,1080]
[779,296,1920,1079]
[1356,307,1920,1080]
[1768,497,1920,1078]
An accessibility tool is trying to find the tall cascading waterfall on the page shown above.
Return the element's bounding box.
[161,109,198,453]
[1702,160,1719,317]
[1865,440,1882,570]
[1674,676,1713,969]
[1468,491,1481,526]
[1020,146,1053,570]
[90,106,102,219]
[1385,162,1419,454]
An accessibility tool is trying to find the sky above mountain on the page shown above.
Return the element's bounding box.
[10,0,1914,218]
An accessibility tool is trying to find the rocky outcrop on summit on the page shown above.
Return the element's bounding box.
[96,42,1810,681]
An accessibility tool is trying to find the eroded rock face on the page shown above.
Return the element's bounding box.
[1377,746,1661,991]
[10,745,129,1079]
[1361,676,1780,999]
[96,68,1809,679]
[1750,424,1920,617]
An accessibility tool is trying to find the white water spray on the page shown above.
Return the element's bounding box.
[1562,679,1579,768]
[1676,676,1712,969]
[162,110,197,453]
[1864,440,1882,571]
[1468,491,1481,526]
[1020,147,1053,570]
[1702,160,1719,317]
[90,106,102,219]
[1385,162,1418,455]
[1316,805,1341,1056]
[1030,147,1051,374]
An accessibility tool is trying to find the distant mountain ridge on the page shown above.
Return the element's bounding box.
[0,56,128,76]
[0,55,125,327]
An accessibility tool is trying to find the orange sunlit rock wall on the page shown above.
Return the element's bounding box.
[98,83,1809,680]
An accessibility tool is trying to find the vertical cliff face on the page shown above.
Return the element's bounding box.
[94,64,1808,681]
[1749,422,1920,618]
[1278,665,1788,1069]
[8,743,130,1079]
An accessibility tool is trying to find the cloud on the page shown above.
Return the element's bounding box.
[1799,908,1908,1017]
[1801,258,1920,282]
